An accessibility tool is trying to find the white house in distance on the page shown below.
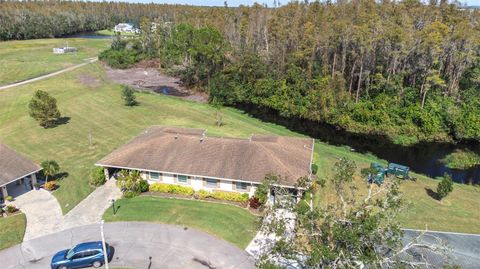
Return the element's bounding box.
[0,144,42,200]
[96,126,314,197]
[114,23,138,33]
[53,46,77,54]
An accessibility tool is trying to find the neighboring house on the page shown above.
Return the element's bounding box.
[0,144,42,199]
[96,126,314,198]
[53,47,77,54]
[114,23,138,33]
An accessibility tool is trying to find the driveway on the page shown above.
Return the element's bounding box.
[403,229,480,269]
[0,222,255,269]
[10,188,63,241]
[10,178,121,241]
[63,179,122,230]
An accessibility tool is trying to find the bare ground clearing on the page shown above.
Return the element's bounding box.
[104,64,208,103]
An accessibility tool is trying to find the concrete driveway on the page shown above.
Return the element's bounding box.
[9,188,63,241]
[10,179,122,241]
[0,222,254,269]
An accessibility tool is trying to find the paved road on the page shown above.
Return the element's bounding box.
[0,57,97,90]
[0,222,254,269]
[403,229,480,269]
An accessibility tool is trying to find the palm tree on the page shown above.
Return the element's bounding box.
[41,160,60,183]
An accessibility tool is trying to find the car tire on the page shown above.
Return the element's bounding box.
[58,266,68,269]
[93,261,103,268]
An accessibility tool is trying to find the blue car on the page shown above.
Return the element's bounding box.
[51,241,114,269]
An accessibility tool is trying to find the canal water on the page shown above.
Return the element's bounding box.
[239,104,480,185]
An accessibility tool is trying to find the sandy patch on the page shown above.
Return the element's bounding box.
[104,64,208,103]
[77,73,101,88]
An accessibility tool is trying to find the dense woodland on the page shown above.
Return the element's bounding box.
[3,1,480,144]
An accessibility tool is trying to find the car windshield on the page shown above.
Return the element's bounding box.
[65,248,76,259]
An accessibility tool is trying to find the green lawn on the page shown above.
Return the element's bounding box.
[0,38,478,233]
[103,196,259,248]
[95,29,137,37]
[0,213,26,250]
[0,38,110,85]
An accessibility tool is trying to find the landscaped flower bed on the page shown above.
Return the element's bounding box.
[146,183,255,210]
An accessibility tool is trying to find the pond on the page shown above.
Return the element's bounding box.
[63,32,112,39]
[239,104,480,185]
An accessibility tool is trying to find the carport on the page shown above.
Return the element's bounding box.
[0,144,42,200]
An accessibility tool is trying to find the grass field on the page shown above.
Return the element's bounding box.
[0,38,478,233]
[0,214,26,250]
[0,38,109,85]
[95,29,137,37]
[103,196,259,248]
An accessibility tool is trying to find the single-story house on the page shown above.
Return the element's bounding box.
[0,144,42,200]
[96,126,314,198]
[53,47,77,54]
[114,23,138,33]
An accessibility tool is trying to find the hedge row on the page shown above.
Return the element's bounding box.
[149,183,249,203]
[149,183,195,196]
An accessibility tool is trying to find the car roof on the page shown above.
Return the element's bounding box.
[74,241,104,251]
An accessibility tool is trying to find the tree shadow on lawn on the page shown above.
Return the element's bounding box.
[43,116,71,129]
[425,187,440,201]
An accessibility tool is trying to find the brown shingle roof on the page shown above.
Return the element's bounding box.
[97,126,314,187]
[0,144,41,186]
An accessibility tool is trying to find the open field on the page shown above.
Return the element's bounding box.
[0,213,26,250]
[0,38,478,233]
[0,38,109,85]
[95,29,137,36]
[103,196,259,248]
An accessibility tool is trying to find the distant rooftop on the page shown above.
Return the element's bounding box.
[97,126,314,187]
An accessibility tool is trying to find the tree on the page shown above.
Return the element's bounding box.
[28,90,61,128]
[437,173,454,200]
[122,86,138,106]
[41,160,59,183]
[257,158,450,268]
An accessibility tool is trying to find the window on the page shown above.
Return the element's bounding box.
[205,178,218,188]
[177,175,188,184]
[236,182,248,191]
[150,172,160,180]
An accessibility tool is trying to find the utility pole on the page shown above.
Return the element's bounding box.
[100,220,109,269]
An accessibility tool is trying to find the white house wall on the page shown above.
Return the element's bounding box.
[128,169,260,197]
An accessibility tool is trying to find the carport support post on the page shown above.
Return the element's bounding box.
[1,185,8,198]
[104,168,110,181]
[31,173,37,186]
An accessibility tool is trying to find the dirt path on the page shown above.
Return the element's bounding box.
[105,65,208,103]
[0,58,97,90]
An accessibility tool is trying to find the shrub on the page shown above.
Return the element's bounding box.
[89,167,106,187]
[43,181,58,191]
[249,197,261,209]
[195,189,212,199]
[149,183,195,196]
[5,196,13,202]
[122,86,138,106]
[254,181,269,205]
[138,179,149,193]
[311,163,318,175]
[210,191,249,203]
[123,191,138,199]
[5,205,17,214]
[437,173,454,200]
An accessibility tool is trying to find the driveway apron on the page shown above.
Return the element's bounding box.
[10,179,121,241]
[10,189,63,241]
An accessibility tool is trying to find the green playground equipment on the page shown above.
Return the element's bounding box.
[367,162,410,185]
